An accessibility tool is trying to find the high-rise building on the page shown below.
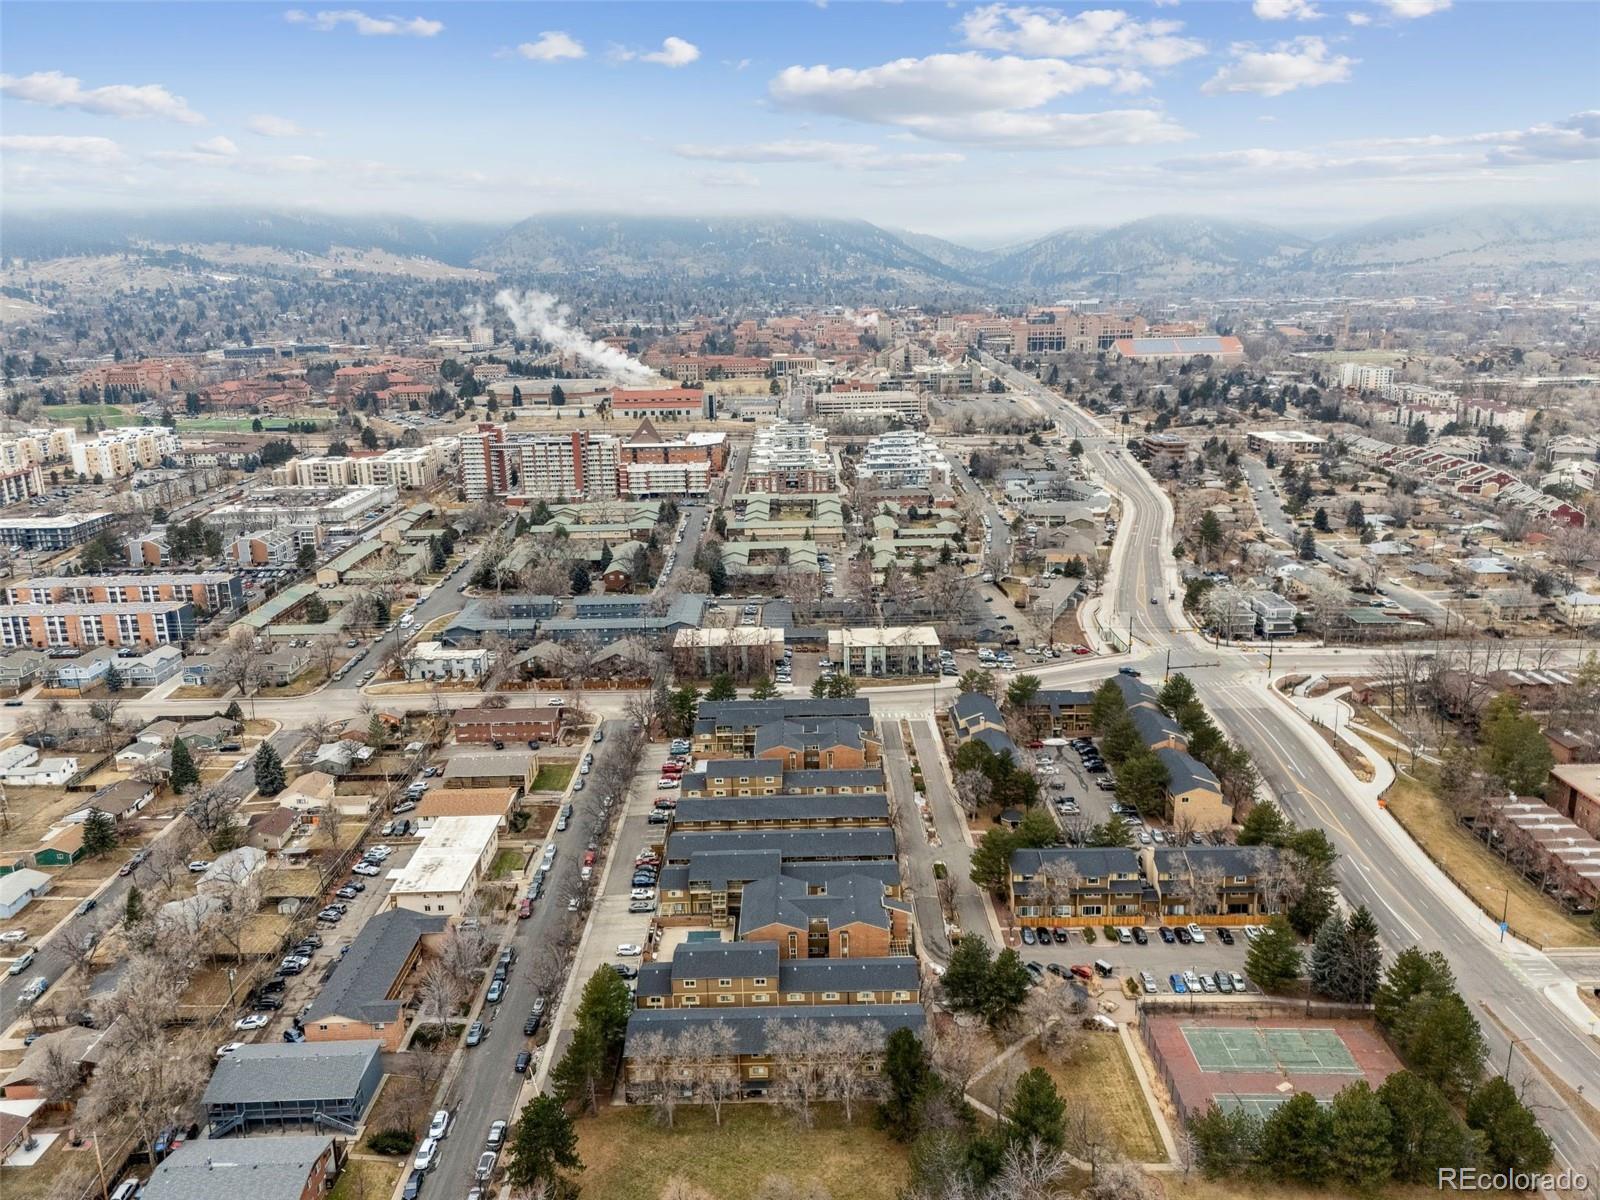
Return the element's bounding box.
[460,423,509,501]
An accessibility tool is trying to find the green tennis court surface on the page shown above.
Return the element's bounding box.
[1215,1094,1291,1119]
[1182,1026,1360,1074]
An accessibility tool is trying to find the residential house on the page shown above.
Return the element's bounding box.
[452,705,564,745]
[405,641,490,682]
[303,909,445,1051]
[1555,592,1600,629]
[0,1021,115,1099]
[440,750,538,792]
[261,645,310,687]
[0,745,79,787]
[1155,747,1230,832]
[948,691,1021,762]
[32,825,86,868]
[412,787,518,830]
[248,808,303,855]
[78,780,155,822]
[202,1041,383,1136]
[137,716,236,751]
[0,650,49,695]
[139,1134,340,1200]
[0,868,52,919]
[118,645,184,688]
[278,770,339,814]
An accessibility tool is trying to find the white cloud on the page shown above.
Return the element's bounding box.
[674,139,966,170]
[0,133,124,165]
[283,9,443,37]
[247,114,311,138]
[897,108,1191,149]
[639,36,701,67]
[517,31,585,62]
[1377,0,1450,17]
[1484,110,1600,165]
[1201,37,1355,97]
[958,5,1205,68]
[1253,0,1324,20]
[0,70,205,124]
[1346,11,1372,24]
[149,135,245,167]
[193,136,239,156]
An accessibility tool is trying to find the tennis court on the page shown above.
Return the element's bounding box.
[1215,1094,1291,1119]
[1182,1026,1360,1074]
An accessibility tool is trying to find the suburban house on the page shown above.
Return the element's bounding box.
[113,740,170,775]
[452,705,564,745]
[0,649,49,695]
[137,715,236,750]
[32,825,86,868]
[440,750,537,793]
[278,770,339,815]
[0,868,52,918]
[405,641,490,682]
[0,1021,115,1099]
[0,745,79,787]
[622,1005,924,1101]
[139,1134,341,1200]
[634,941,920,1009]
[248,808,303,855]
[303,909,446,1051]
[202,1041,383,1136]
[77,780,155,822]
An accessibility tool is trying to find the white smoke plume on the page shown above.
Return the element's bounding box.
[494,289,655,386]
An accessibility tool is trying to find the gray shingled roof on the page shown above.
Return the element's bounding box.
[625,1004,924,1056]
[694,698,872,738]
[673,794,890,825]
[778,957,920,994]
[1155,746,1220,795]
[202,1041,380,1107]
[784,767,885,790]
[667,828,897,864]
[739,871,905,933]
[667,941,778,981]
[1129,704,1184,748]
[304,908,444,1026]
[1012,847,1144,880]
[683,849,783,889]
[950,691,1004,729]
[139,1135,333,1200]
[752,717,865,757]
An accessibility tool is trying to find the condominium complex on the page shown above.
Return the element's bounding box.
[746,421,835,494]
[0,427,77,471]
[208,485,395,540]
[69,427,180,480]
[0,464,45,506]
[461,420,725,501]
[1339,362,1395,391]
[0,600,195,648]
[0,512,115,551]
[6,572,244,612]
[855,430,951,488]
[271,443,454,491]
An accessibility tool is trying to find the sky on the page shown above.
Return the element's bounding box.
[1,0,1595,243]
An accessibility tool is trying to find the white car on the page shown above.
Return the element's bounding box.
[234,1013,271,1031]
[655,778,680,790]
[231,759,251,774]
[428,1109,450,1141]
[616,943,642,957]
[1186,923,1207,944]
[352,862,381,876]
[0,930,27,944]
[580,866,592,881]
[188,860,213,873]
[215,1042,245,1057]
[414,1136,439,1172]
[547,697,565,707]
[1243,924,1263,941]
[629,888,656,900]
[567,897,580,912]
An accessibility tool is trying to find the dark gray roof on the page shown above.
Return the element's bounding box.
[683,849,783,890]
[667,941,778,981]
[1033,688,1094,710]
[304,908,444,1025]
[752,717,865,756]
[783,860,901,889]
[140,1135,333,1200]
[667,828,897,864]
[1155,747,1220,795]
[1011,847,1144,880]
[972,727,1020,761]
[739,871,906,933]
[625,1004,924,1056]
[694,698,872,737]
[636,952,919,1000]
[1111,674,1158,706]
[699,758,784,783]
[636,962,673,998]
[1129,704,1184,747]
[778,957,921,994]
[202,1041,380,1107]
[950,691,1003,729]
[673,794,890,825]
[785,767,885,790]
[1152,845,1278,879]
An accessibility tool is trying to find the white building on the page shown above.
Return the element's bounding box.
[1339,363,1395,391]
[385,815,500,919]
[405,641,491,682]
[272,444,453,491]
[0,743,79,787]
[746,421,835,493]
[827,625,941,677]
[70,427,180,479]
[0,427,76,471]
[511,431,620,502]
[855,430,951,489]
[0,463,45,505]
[812,389,927,424]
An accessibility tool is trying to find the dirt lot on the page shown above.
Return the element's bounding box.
[1386,770,1599,948]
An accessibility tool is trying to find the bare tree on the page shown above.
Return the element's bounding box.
[992,1136,1074,1200]
[819,1020,881,1124]
[310,634,340,683]
[1063,1102,1115,1182]
[628,1029,679,1126]
[1081,1160,1160,1200]
[186,784,244,852]
[931,1023,990,1097]
[34,1041,84,1104]
[953,768,992,821]
[768,1018,827,1127]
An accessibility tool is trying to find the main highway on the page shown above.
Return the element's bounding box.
[981,352,1600,1183]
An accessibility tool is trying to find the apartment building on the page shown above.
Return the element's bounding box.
[618,420,727,498]
[0,600,195,648]
[69,427,180,479]
[656,845,903,930]
[210,485,395,540]
[0,511,115,551]
[668,356,768,383]
[1339,363,1395,391]
[461,425,624,502]
[634,942,919,1010]
[1249,591,1298,638]
[452,704,565,745]
[746,421,835,494]
[740,867,912,959]
[1014,688,1096,737]
[682,760,884,798]
[826,626,941,678]
[6,571,243,612]
[670,793,890,832]
[0,463,45,505]
[1146,846,1284,925]
[0,427,76,471]
[855,430,951,488]
[384,815,500,919]
[1245,430,1327,459]
[274,445,451,491]
[812,389,927,424]
[302,908,445,1051]
[692,698,875,759]
[228,527,299,567]
[1009,845,1282,929]
[459,422,509,500]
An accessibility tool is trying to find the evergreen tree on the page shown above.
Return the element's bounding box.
[169,736,199,792]
[225,700,243,723]
[1374,948,1457,1030]
[1187,1105,1263,1178]
[1100,713,1143,766]
[982,949,1033,1028]
[504,1095,582,1193]
[1377,1071,1477,1184]
[104,664,124,694]
[1237,800,1289,845]
[749,674,779,700]
[1346,500,1367,529]
[968,829,1018,893]
[81,809,118,858]
[1158,672,1197,713]
[1466,1076,1553,1176]
[1259,1091,1333,1184]
[253,742,286,796]
[574,964,633,1048]
[1343,906,1384,1004]
[1298,528,1317,560]
[1310,912,1351,999]
[1313,507,1331,532]
[705,673,737,702]
[1004,1068,1066,1153]
[879,1027,932,1142]
[549,1023,608,1113]
[1089,678,1127,732]
[1393,992,1487,1102]
[940,935,992,1014]
[123,885,145,928]
[1329,1080,1395,1193]
[569,563,591,594]
[1245,917,1303,993]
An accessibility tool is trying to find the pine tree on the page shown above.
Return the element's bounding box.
[1259,1091,1333,1184]
[504,1095,582,1193]
[940,935,992,1015]
[705,673,737,702]
[1245,917,1303,993]
[1374,947,1456,1030]
[81,809,118,858]
[878,1027,931,1142]
[225,700,243,723]
[749,674,779,700]
[104,664,124,693]
[1393,992,1486,1102]
[1005,1068,1067,1153]
[1237,800,1289,845]
[253,742,286,797]
[1187,1104,1263,1178]
[1466,1076,1554,1176]
[1329,1080,1395,1193]
[982,949,1033,1027]
[1378,1071,1474,1183]
[1310,912,1350,1000]
[123,885,145,928]
[169,736,199,792]
[1343,906,1383,1003]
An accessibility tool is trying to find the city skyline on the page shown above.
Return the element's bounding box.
[1,1,1596,242]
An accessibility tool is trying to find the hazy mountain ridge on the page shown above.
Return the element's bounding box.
[4,206,1596,297]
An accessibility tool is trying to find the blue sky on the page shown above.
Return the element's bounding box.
[2,1,1595,242]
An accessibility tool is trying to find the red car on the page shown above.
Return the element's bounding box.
[583,850,596,866]
[517,898,533,919]
[1025,740,1044,750]
[1071,646,1092,656]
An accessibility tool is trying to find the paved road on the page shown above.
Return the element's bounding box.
[986,353,1600,1180]
[880,723,951,963]
[426,718,626,1193]
[907,719,995,948]
[657,505,707,592]
[1,726,307,1019]
[325,560,477,692]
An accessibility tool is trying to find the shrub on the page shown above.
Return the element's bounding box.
[1102,924,1119,942]
[367,1128,415,1156]
[1083,927,1097,944]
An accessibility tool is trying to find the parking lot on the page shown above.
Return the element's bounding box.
[1016,921,1260,995]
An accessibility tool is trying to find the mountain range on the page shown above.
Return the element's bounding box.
[4,205,1597,298]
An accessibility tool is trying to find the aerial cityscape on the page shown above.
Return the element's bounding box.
[0,2,1598,1199]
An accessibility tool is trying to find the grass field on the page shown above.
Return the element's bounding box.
[41,403,139,426]
[573,1103,910,1200]
[327,1158,404,1200]
[531,763,576,792]
[1386,770,1598,948]
[1182,1179,1521,1200]
[971,1037,1165,1163]
[488,848,526,880]
[176,416,332,432]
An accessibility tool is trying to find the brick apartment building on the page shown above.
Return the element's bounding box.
[0,601,195,649]
[6,572,243,613]
[634,942,919,1010]
[452,705,565,745]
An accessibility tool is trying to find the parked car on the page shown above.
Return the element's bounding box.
[514,1050,532,1074]
[475,1150,497,1182]
[1186,924,1207,944]
[487,1120,507,1150]
[234,1013,270,1031]
[1216,927,1235,946]
[616,943,642,957]
[428,1110,450,1141]
[1158,926,1176,944]
[1020,926,1036,945]
[1169,972,1188,994]
[465,1022,485,1046]
[486,980,505,1003]
[187,860,212,873]
[413,1137,438,1172]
